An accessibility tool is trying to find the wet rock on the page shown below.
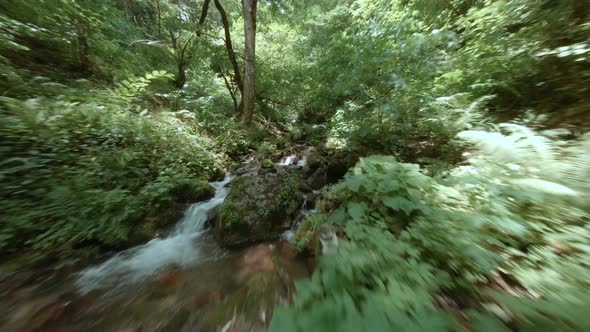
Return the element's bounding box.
[157,272,179,288]
[236,244,277,278]
[276,240,298,260]
[214,172,305,247]
[208,167,226,182]
[305,148,362,189]
[128,220,160,245]
[302,149,323,175]
[160,308,191,332]
[170,179,216,203]
[128,179,215,246]
[192,289,223,308]
[201,270,288,332]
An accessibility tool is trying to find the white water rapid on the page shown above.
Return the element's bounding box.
[278,154,296,166]
[77,176,232,293]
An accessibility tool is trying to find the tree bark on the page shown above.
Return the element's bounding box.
[123,0,132,17]
[198,0,211,27]
[155,0,162,38]
[77,28,90,73]
[176,60,186,88]
[240,0,257,125]
[213,0,243,107]
[221,70,239,112]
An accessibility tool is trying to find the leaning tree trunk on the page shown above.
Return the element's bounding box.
[214,0,243,107]
[241,0,257,125]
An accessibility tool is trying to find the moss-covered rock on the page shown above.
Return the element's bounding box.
[128,178,215,246]
[292,214,325,254]
[170,178,215,203]
[305,148,362,189]
[303,149,324,175]
[214,172,305,247]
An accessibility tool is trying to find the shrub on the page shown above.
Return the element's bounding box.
[0,97,220,257]
[273,124,590,331]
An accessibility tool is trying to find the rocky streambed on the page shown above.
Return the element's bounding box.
[0,147,361,332]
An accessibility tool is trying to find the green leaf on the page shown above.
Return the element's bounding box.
[347,201,366,221]
[382,196,415,214]
[345,175,364,192]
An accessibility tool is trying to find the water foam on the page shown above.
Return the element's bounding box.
[77,176,231,293]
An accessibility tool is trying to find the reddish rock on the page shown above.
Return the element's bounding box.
[157,272,179,287]
[192,289,223,307]
[277,240,297,260]
[235,244,276,281]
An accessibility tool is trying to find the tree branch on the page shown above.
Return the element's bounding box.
[213,0,243,94]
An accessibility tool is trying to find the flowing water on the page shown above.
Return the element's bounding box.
[0,174,311,332]
[277,153,307,168]
[277,154,296,166]
[77,176,232,293]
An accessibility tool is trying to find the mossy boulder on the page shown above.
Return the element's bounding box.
[303,149,324,175]
[214,172,306,247]
[128,179,215,245]
[170,178,215,203]
[305,148,362,190]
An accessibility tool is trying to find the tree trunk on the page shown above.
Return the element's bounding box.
[123,0,132,17]
[176,61,186,88]
[213,0,243,112]
[198,0,211,27]
[77,28,90,73]
[240,0,257,125]
[155,0,162,38]
[221,71,239,112]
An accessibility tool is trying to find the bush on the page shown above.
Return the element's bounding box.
[0,97,221,258]
[273,124,590,331]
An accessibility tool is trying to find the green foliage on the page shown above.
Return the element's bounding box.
[219,201,241,227]
[113,70,174,104]
[256,142,277,160]
[1,0,589,329]
[0,96,220,256]
[293,214,325,253]
[279,172,305,215]
[290,0,589,159]
[273,126,590,331]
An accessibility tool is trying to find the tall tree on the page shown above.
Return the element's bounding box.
[213,0,243,114]
[241,0,257,125]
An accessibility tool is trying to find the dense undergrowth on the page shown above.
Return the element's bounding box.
[1,0,589,330]
[275,129,590,331]
[0,95,222,257]
[270,1,590,331]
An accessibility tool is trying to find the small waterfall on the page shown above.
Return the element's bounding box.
[281,194,317,241]
[278,154,296,166]
[77,176,232,293]
[296,155,307,167]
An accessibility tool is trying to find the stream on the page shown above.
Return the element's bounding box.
[0,160,314,332]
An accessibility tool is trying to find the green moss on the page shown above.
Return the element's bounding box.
[293,214,326,253]
[279,172,305,215]
[219,200,241,227]
[214,173,309,247]
[306,150,324,170]
[261,158,274,169]
[170,178,214,202]
[257,207,271,219]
